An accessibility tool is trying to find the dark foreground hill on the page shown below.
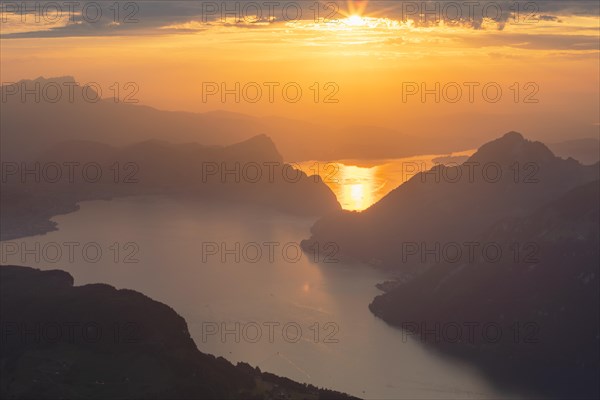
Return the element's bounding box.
[369,180,600,398]
[0,265,357,400]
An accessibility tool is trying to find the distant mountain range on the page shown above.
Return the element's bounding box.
[0,77,429,161]
[0,265,357,400]
[2,77,598,163]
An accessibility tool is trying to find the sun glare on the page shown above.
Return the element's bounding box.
[344,15,368,27]
[351,184,364,200]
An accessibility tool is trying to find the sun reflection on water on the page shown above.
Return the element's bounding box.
[296,150,475,211]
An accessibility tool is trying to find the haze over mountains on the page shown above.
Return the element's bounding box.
[1,135,339,240]
[2,77,598,163]
[1,75,598,399]
[547,138,600,166]
[2,0,599,394]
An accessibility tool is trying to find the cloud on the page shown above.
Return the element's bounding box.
[458,33,600,51]
[0,0,598,38]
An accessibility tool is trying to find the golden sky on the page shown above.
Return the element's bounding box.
[1,1,599,139]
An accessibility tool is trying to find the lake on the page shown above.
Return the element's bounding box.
[1,196,515,399]
[295,150,475,210]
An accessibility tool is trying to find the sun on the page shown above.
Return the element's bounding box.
[344,15,368,27]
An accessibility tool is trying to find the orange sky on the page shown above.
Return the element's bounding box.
[1,1,599,139]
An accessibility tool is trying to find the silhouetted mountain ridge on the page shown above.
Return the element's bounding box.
[302,132,599,269]
[369,180,600,398]
[469,131,555,164]
[547,137,600,165]
[1,136,339,240]
[0,265,358,400]
[5,77,595,162]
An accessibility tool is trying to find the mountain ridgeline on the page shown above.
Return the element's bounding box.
[3,77,598,163]
[0,265,357,400]
[2,78,598,398]
[0,135,340,240]
[301,132,599,398]
[0,77,433,162]
[369,180,599,398]
[301,132,599,270]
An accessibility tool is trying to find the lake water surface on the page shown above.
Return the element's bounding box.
[296,151,475,210]
[2,196,513,399]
